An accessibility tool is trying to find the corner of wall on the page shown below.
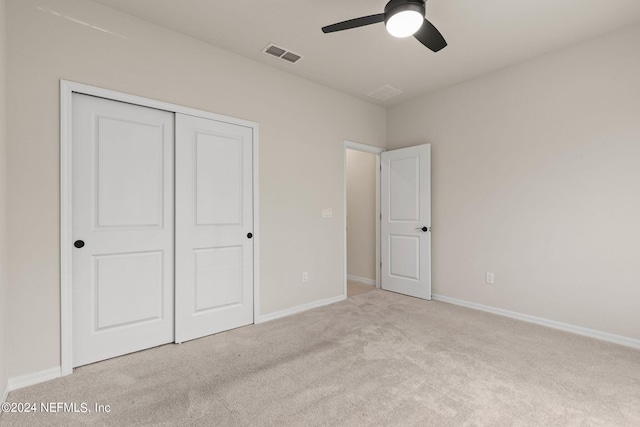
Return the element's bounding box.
[386,24,640,342]
[0,0,10,405]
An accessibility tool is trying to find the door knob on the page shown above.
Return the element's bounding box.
[74,240,85,248]
[415,227,430,232]
[247,233,253,239]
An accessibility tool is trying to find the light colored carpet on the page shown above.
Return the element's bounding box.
[2,287,639,426]
[347,280,376,298]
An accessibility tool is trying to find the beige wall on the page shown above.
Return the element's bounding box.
[6,0,386,378]
[346,149,377,281]
[388,24,640,341]
[0,0,8,399]
[6,0,638,386]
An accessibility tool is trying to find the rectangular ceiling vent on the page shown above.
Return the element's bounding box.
[367,85,404,101]
[262,43,303,64]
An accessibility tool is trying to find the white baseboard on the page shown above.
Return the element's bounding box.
[1,380,8,404]
[346,275,376,286]
[7,366,62,393]
[257,294,346,324]
[432,294,640,350]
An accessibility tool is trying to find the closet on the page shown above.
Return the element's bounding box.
[71,93,255,367]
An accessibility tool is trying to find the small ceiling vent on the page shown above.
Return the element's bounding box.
[262,43,303,64]
[367,85,404,101]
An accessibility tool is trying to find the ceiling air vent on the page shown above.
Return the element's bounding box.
[367,85,404,101]
[262,43,303,64]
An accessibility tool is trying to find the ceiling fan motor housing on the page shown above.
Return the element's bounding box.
[384,0,426,23]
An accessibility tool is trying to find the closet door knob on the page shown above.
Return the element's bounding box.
[74,240,85,248]
[247,233,253,239]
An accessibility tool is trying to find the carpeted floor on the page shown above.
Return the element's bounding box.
[2,286,639,426]
[346,280,376,298]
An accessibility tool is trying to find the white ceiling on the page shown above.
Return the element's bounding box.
[89,0,640,106]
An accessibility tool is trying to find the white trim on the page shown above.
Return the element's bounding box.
[60,83,73,376]
[432,294,640,350]
[345,140,386,154]
[60,80,260,375]
[256,295,346,324]
[7,367,62,392]
[60,81,258,128]
[252,127,261,328]
[375,154,381,289]
[343,141,384,298]
[1,380,9,404]
[347,274,376,286]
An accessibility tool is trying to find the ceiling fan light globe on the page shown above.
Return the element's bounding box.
[386,10,423,38]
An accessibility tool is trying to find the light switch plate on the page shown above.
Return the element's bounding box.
[322,208,333,218]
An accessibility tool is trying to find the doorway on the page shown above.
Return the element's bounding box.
[343,141,432,301]
[343,141,383,298]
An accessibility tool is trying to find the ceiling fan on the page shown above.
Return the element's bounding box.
[322,0,447,52]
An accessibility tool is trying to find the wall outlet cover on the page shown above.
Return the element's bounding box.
[486,272,495,284]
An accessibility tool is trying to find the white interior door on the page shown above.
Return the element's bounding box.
[175,114,254,343]
[381,144,431,299]
[72,94,175,367]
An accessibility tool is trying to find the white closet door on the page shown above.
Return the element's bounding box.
[72,94,174,367]
[381,144,431,300]
[175,114,254,343]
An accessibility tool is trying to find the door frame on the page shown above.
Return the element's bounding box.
[343,141,384,296]
[60,80,260,376]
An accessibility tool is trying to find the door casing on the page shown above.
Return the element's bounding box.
[60,80,260,376]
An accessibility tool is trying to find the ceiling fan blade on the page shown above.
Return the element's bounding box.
[413,18,447,52]
[322,13,385,34]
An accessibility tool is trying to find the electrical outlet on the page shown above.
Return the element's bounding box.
[302,272,309,283]
[486,272,495,284]
[322,208,333,218]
